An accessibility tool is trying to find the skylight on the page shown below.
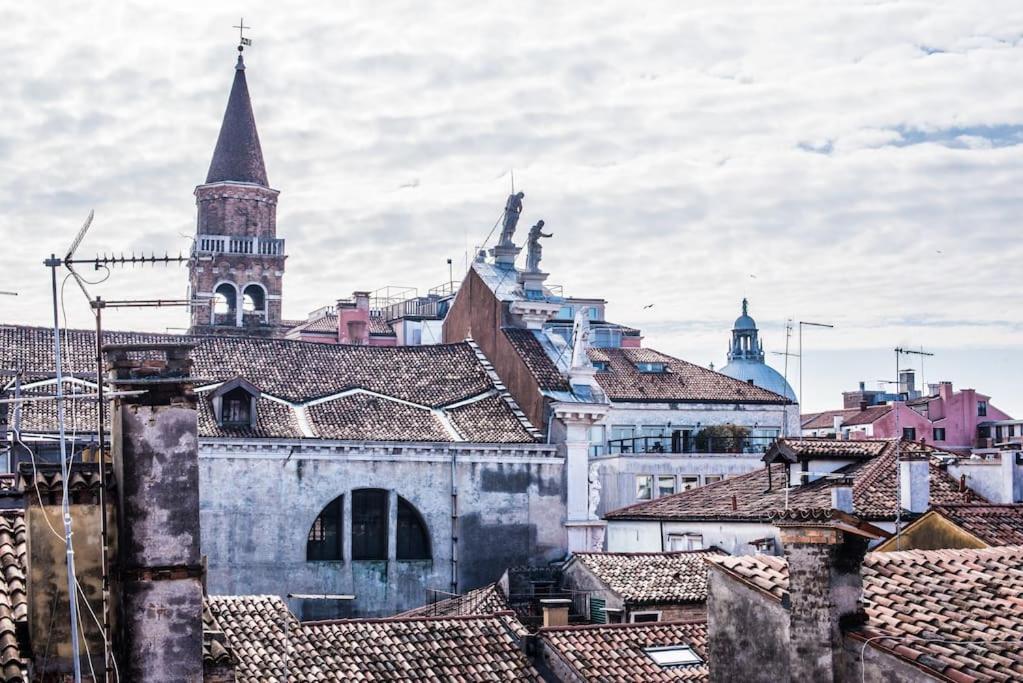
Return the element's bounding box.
[644,645,703,667]
[635,361,667,374]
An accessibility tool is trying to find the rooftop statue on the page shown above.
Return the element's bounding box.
[571,309,593,371]
[499,192,525,247]
[525,220,552,273]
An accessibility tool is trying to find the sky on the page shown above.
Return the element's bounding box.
[1,1,1021,415]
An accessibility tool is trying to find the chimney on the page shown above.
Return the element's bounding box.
[829,477,854,513]
[938,381,953,402]
[22,462,112,677]
[776,511,878,681]
[858,381,865,391]
[540,598,571,627]
[105,342,204,682]
[899,455,930,514]
[832,415,843,437]
[337,293,370,345]
[354,290,370,311]
[1000,451,1021,504]
[858,400,868,412]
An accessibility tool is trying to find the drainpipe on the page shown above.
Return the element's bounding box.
[450,447,458,595]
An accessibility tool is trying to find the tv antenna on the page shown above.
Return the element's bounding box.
[892,345,935,552]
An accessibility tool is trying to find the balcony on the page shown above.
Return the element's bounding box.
[592,434,778,457]
[194,234,286,257]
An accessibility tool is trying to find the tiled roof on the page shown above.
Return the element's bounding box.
[204,595,298,681]
[368,316,395,336]
[205,56,268,186]
[570,551,725,605]
[606,440,980,523]
[541,620,708,682]
[713,546,1023,682]
[0,514,25,682]
[1,325,539,444]
[589,347,790,404]
[843,405,893,426]
[801,409,857,430]
[289,613,542,681]
[288,314,338,335]
[395,583,511,618]
[930,504,1023,546]
[768,437,891,461]
[502,329,571,392]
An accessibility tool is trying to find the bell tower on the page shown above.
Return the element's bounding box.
[189,45,286,336]
[727,298,764,362]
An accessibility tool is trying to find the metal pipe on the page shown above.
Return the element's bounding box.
[46,254,83,683]
[93,298,113,682]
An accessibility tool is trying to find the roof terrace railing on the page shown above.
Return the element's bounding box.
[595,435,777,457]
[194,234,286,257]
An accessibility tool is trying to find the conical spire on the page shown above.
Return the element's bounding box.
[205,53,268,186]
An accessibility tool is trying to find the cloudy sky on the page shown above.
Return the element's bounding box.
[1,1,1021,414]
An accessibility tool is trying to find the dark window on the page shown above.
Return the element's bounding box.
[996,426,1004,441]
[632,612,660,623]
[977,425,991,439]
[221,387,252,427]
[932,427,946,441]
[978,401,988,417]
[396,498,430,560]
[902,427,916,441]
[307,495,343,561]
[352,489,388,560]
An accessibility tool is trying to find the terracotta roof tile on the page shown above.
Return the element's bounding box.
[712,545,1023,682]
[502,329,571,392]
[2,325,539,444]
[395,583,511,618]
[589,347,790,404]
[570,551,725,604]
[205,595,298,681]
[606,439,980,522]
[0,514,25,682]
[541,620,708,682]
[930,505,1023,546]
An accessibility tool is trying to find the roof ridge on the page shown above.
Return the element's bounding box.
[539,617,707,633]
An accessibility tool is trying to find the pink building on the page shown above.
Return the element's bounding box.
[802,381,1012,453]
[285,291,398,346]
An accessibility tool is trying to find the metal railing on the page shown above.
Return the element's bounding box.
[601,435,778,456]
[195,234,286,257]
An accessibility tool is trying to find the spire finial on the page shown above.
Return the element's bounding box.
[742,297,748,316]
[233,18,252,69]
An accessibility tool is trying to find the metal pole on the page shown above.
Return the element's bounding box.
[798,324,803,439]
[93,297,113,682]
[46,254,83,683]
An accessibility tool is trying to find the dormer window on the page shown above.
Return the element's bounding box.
[210,377,260,429]
[635,361,667,374]
[592,361,609,372]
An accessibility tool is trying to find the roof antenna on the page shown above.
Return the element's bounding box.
[233,17,252,68]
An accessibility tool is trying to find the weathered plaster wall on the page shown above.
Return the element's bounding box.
[606,519,778,555]
[199,440,565,618]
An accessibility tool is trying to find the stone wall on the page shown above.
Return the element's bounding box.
[198,440,566,618]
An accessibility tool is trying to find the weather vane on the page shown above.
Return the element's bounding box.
[233,17,252,51]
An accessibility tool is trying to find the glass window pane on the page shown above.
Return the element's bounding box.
[679,476,699,492]
[657,475,675,497]
[352,489,388,560]
[307,495,343,561]
[636,475,653,500]
[397,497,430,560]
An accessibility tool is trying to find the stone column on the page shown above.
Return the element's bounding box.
[554,402,609,553]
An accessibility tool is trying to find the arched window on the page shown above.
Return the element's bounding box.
[307,495,343,561]
[212,282,236,316]
[242,284,266,317]
[397,497,430,560]
[352,489,388,560]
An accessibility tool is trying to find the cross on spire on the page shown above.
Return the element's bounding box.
[233,17,252,51]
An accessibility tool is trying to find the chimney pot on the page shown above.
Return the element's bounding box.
[540,598,571,627]
[859,400,868,412]
[731,494,738,511]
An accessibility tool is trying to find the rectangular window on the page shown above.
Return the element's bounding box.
[635,475,653,501]
[631,612,660,623]
[611,426,636,454]
[644,646,703,667]
[588,306,600,320]
[902,427,916,441]
[932,427,946,441]
[703,475,723,485]
[557,306,574,320]
[352,489,388,560]
[978,401,988,417]
[996,426,1004,441]
[640,425,669,452]
[667,533,704,551]
[635,362,667,373]
[679,475,700,492]
[656,475,676,497]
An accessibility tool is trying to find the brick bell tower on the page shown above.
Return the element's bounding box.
[189,45,286,336]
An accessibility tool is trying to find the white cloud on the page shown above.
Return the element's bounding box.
[0,0,1021,412]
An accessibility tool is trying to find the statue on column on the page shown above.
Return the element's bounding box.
[525,220,552,273]
[499,192,525,247]
[588,463,602,519]
[571,309,593,371]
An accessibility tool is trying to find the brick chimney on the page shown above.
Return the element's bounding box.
[776,510,878,682]
[938,381,953,403]
[899,455,930,514]
[337,291,371,345]
[105,342,204,682]
[22,462,113,677]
